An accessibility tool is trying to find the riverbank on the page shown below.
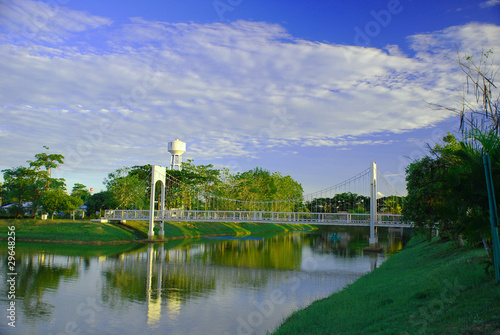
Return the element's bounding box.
[0,218,316,244]
[272,237,500,335]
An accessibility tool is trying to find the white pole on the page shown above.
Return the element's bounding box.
[159,181,165,239]
[369,162,378,246]
[148,167,156,240]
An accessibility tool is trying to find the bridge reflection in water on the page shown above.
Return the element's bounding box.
[1,230,407,335]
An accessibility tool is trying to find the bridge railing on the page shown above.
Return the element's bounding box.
[104,210,150,220]
[104,210,405,226]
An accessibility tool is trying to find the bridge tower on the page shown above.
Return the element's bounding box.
[149,165,167,240]
[168,139,186,171]
[369,161,378,247]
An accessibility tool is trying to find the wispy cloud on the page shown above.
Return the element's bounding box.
[480,0,500,8]
[1,0,499,174]
[0,0,112,45]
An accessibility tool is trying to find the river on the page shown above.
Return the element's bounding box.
[0,227,407,335]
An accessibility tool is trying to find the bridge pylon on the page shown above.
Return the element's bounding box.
[369,161,378,247]
[149,165,167,239]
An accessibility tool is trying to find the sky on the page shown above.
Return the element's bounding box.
[0,0,499,197]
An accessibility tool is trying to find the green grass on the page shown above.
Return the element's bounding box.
[0,218,316,243]
[0,218,139,242]
[272,237,500,335]
[158,221,315,238]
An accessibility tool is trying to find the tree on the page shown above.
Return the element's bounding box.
[71,183,91,202]
[1,147,66,217]
[380,196,403,214]
[28,146,64,178]
[306,193,369,213]
[438,130,500,247]
[41,189,69,220]
[402,154,450,238]
[1,166,38,215]
[67,195,84,221]
[403,131,500,249]
[86,191,112,217]
[104,168,148,209]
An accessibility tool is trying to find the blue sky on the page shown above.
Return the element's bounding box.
[0,0,499,196]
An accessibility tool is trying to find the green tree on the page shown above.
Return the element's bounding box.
[41,189,69,220]
[105,168,148,209]
[402,155,450,238]
[27,146,64,178]
[307,193,369,213]
[439,130,500,247]
[1,147,66,217]
[380,196,403,214]
[403,131,500,249]
[86,191,112,217]
[1,166,38,216]
[71,183,91,202]
[67,195,84,220]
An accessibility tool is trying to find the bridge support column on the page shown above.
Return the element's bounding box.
[159,182,165,239]
[369,162,378,246]
[149,165,167,240]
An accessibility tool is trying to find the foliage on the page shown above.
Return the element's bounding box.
[85,191,112,217]
[403,131,500,247]
[380,196,403,214]
[103,161,304,212]
[1,147,66,217]
[71,183,91,202]
[223,168,304,211]
[306,192,370,213]
[40,189,70,220]
[104,167,149,209]
[402,155,450,237]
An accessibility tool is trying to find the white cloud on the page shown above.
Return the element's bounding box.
[0,1,499,175]
[480,0,500,8]
[0,0,111,47]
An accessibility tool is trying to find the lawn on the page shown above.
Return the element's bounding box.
[272,237,500,335]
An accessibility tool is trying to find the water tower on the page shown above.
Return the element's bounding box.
[168,139,186,171]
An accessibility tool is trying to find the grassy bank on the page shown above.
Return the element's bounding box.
[0,218,315,243]
[273,237,500,335]
[126,220,316,239]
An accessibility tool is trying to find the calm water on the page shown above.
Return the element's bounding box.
[0,228,406,335]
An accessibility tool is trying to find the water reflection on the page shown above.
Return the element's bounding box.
[0,229,407,335]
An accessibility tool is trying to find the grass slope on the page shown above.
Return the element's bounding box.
[272,237,500,335]
[0,219,315,243]
[120,220,315,239]
[0,219,138,242]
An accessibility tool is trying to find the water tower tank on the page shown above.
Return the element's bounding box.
[168,139,186,171]
[168,139,186,155]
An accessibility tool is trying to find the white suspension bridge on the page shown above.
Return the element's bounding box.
[103,162,410,245]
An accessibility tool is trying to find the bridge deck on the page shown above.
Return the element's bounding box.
[104,210,411,228]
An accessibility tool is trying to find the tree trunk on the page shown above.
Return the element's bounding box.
[481,234,493,261]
